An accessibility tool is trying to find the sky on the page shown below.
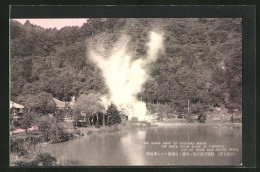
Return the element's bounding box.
[13,19,87,30]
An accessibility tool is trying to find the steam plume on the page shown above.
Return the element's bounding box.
[89,32,163,121]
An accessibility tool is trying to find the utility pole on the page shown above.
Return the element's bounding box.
[188,100,190,113]
[184,100,191,117]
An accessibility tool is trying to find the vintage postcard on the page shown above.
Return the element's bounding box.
[9,7,248,166]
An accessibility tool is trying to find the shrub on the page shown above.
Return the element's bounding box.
[10,139,29,156]
[13,159,34,166]
[37,116,54,133]
[37,116,54,141]
[10,133,45,156]
[33,152,57,166]
[177,114,183,118]
[167,114,176,119]
[12,152,57,166]
[37,116,71,143]
[198,114,207,123]
[47,125,71,143]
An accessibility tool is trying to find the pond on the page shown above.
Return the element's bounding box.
[49,123,242,166]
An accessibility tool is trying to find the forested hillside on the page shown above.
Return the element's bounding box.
[10,18,242,115]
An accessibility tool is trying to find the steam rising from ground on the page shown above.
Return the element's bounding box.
[89,32,163,121]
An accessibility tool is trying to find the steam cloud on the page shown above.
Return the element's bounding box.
[89,32,163,121]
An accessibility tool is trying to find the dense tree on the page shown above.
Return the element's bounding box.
[73,93,105,115]
[10,18,242,116]
[16,92,57,115]
[106,104,121,125]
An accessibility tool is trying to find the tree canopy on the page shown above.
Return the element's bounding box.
[16,92,57,115]
[10,18,242,114]
[73,93,105,115]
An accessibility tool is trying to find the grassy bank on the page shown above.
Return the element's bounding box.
[10,130,57,166]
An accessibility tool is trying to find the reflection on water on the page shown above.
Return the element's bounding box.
[120,130,147,165]
[49,124,242,166]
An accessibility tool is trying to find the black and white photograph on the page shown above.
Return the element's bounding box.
[9,17,243,166]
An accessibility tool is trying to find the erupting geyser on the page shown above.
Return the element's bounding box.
[89,32,163,121]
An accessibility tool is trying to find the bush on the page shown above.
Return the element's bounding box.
[198,114,207,123]
[37,116,54,139]
[167,114,176,119]
[13,159,34,166]
[12,152,57,166]
[178,114,183,118]
[10,139,29,157]
[48,125,71,143]
[37,116,71,143]
[33,152,57,166]
[10,133,45,156]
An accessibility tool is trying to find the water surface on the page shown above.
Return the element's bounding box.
[49,123,242,166]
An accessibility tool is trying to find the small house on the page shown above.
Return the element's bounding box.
[10,101,25,121]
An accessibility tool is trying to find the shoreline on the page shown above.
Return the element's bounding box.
[10,121,242,138]
[155,122,242,126]
[69,121,242,139]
